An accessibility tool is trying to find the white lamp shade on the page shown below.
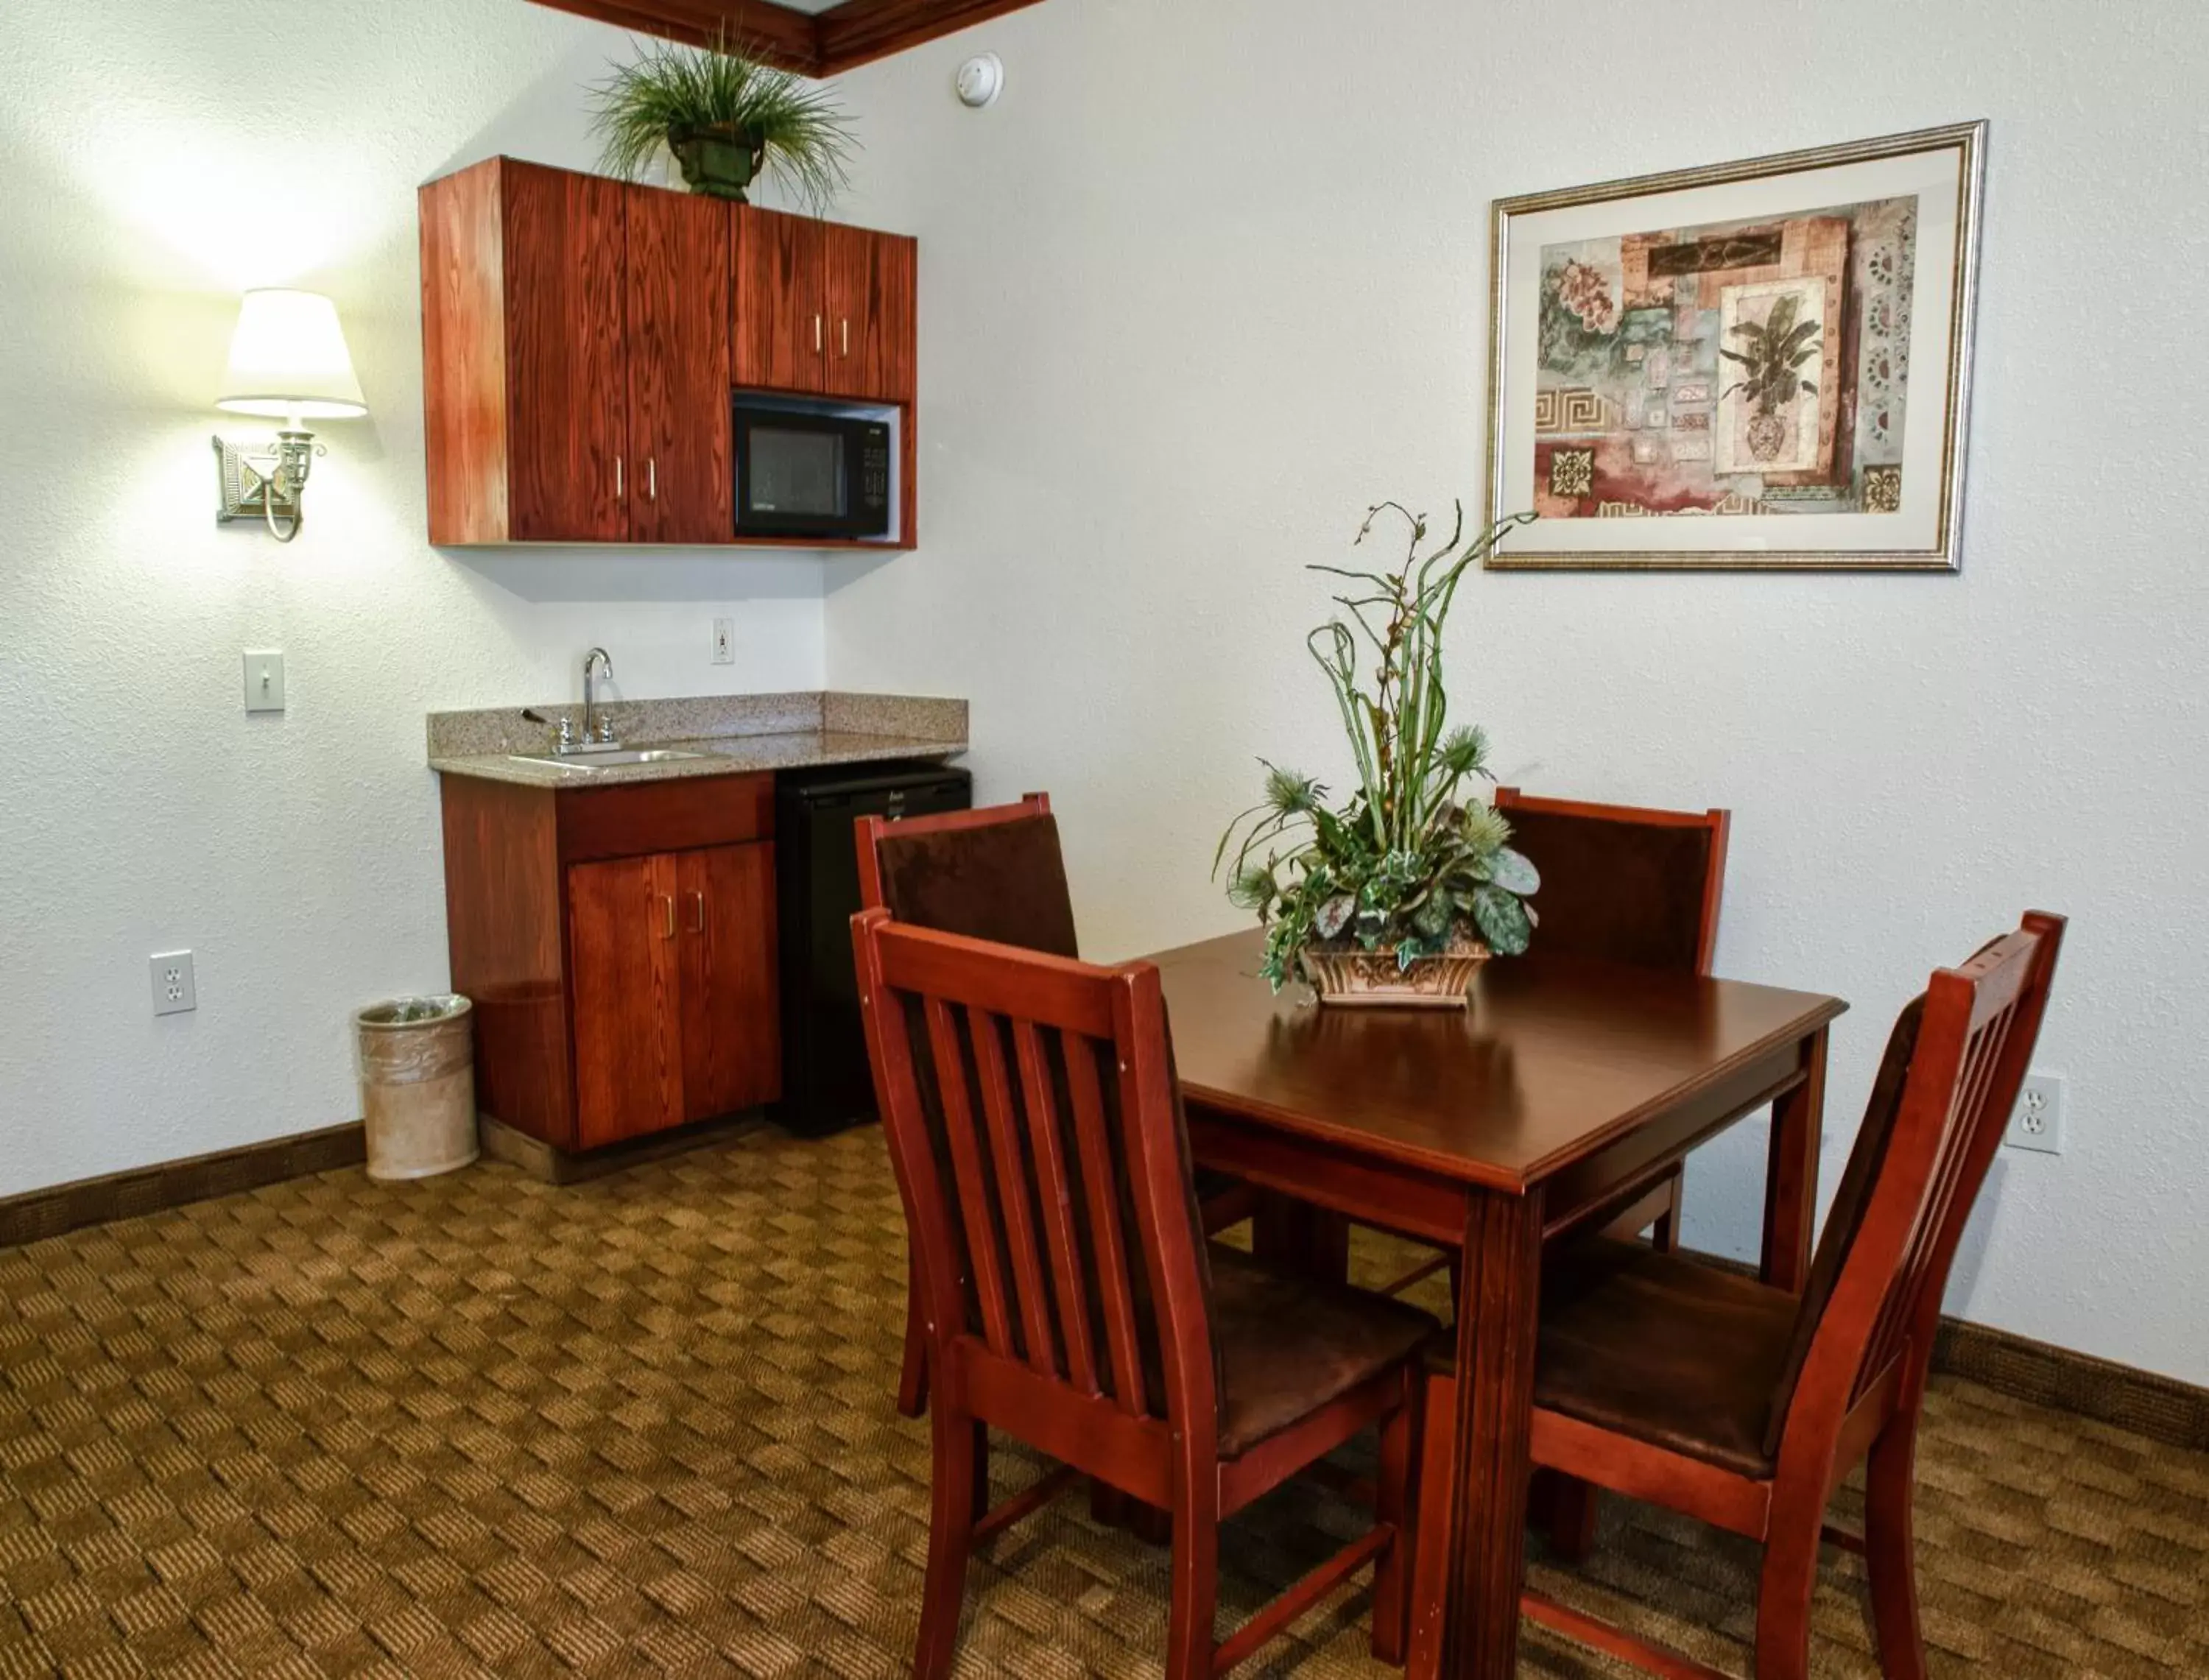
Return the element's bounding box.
[216,289,367,419]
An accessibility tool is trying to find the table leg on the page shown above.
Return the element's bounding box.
[1761,1026,1828,1294]
[1438,1185,1543,1680]
[1251,1190,1350,1285]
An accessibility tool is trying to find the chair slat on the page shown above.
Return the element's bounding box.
[1012,1017,1099,1396]
[923,996,1016,1358]
[969,1006,1060,1377]
[1062,1027,1149,1416]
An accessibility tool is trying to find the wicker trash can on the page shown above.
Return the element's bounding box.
[356,996,479,1181]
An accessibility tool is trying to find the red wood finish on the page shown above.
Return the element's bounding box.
[520,0,1051,74]
[438,772,782,1155]
[440,777,573,1145]
[1145,928,1844,1680]
[825,221,918,403]
[733,207,827,395]
[677,843,781,1121]
[501,160,630,543]
[626,187,733,543]
[1403,913,2067,1680]
[420,162,510,546]
[1763,1027,1828,1293]
[852,911,1422,1680]
[568,853,685,1148]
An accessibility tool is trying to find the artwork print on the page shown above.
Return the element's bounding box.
[1484,124,1984,571]
[1532,197,1915,518]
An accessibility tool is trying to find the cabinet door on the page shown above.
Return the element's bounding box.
[733,208,827,394]
[627,189,733,544]
[501,160,630,541]
[675,843,781,1121]
[568,854,686,1148]
[824,224,917,403]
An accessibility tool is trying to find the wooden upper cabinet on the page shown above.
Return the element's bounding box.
[733,207,827,395]
[421,157,915,545]
[825,222,917,403]
[626,187,733,543]
[499,161,630,543]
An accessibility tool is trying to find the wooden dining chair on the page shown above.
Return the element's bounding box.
[853,909,1437,1679]
[858,794,1257,1421]
[1405,911,2066,1680]
[1375,791,1727,1301]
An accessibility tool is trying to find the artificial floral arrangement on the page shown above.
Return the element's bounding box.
[1214,502,1542,1001]
[590,29,856,208]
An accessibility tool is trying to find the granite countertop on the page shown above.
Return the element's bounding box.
[427,691,966,788]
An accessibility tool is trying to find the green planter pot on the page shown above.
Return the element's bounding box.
[668,126,767,200]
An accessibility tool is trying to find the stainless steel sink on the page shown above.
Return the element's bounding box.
[507,748,710,772]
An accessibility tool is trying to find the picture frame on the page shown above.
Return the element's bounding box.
[1483,121,1986,572]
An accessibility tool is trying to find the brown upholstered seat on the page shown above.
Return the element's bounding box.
[1211,1246,1437,1457]
[870,808,1082,959]
[1532,1237,1798,1477]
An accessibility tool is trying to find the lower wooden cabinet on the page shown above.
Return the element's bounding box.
[440,772,781,1155]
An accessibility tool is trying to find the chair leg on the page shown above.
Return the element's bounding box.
[1752,1503,1820,1680]
[1403,1370,1457,1680]
[1864,1416,1928,1680]
[897,1261,929,1419]
[912,1410,984,1680]
[1543,1472,1599,1564]
[1649,1170,1681,1253]
[1370,1371,1419,1665]
[1164,1475,1221,1680]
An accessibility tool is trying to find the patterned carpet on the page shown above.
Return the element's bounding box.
[1,1125,2203,1679]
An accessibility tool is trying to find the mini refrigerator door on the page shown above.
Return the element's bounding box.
[773,762,972,1134]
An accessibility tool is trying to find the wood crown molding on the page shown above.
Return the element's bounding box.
[529,0,1049,75]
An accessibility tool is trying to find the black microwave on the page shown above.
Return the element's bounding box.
[733,401,893,541]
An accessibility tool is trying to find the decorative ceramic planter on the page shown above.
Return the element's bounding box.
[1303,940,1490,1009]
[668,125,767,200]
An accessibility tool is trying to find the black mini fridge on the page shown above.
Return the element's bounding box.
[774,760,973,1135]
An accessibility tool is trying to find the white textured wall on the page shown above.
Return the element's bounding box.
[823,0,2209,1381]
[0,1,830,1196]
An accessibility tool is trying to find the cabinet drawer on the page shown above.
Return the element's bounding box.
[556,773,773,864]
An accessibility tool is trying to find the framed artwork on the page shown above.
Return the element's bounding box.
[1484,122,1985,571]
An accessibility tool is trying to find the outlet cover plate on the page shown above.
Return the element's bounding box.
[2006,1071,2064,1154]
[711,618,735,665]
[151,951,197,1017]
[244,651,286,713]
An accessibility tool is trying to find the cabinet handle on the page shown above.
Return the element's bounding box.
[841,319,850,357]
[616,456,624,500]
[648,457,657,501]
[814,314,822,353]
[691,892,707,933]
[660,894,675,939]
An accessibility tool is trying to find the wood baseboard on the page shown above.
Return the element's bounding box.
[1679,1246,2209,1454]
[0,1122,366,1250]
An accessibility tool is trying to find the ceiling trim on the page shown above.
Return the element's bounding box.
[531,0,1049,75]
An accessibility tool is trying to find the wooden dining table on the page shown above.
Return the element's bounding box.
[1146,929,1847,1680]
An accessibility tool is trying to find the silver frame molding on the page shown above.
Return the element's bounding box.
[1483,121,1987,573]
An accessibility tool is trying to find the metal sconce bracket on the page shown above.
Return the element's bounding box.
[213,430,323,543]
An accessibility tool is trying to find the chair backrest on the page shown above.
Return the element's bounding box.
[1766,912,2065,1460]
[851,908,1222,1443]
[1493,788,1730,974]
[856,793,1080,959]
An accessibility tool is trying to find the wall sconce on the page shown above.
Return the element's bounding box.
[212,289,366,542]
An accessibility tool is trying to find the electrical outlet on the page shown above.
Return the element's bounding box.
[711,618,735,665]
[2006,1071,2064,1155]
[150,951,197,1017]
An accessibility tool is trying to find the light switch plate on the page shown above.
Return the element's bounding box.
[243,651,286,713]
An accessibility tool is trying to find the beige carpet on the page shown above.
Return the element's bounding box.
[1,1125,2203,1679]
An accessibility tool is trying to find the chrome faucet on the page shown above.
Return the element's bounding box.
[579,646,619,750]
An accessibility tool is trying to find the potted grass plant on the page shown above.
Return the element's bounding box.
[1214,502,1541,1006]
[590,30,855,208]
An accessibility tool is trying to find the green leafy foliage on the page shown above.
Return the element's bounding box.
[1214,503,1543,989]
[1719,292,1822,418]
[589,29,856,213]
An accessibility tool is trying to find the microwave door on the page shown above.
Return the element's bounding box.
[750,427,846,523]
